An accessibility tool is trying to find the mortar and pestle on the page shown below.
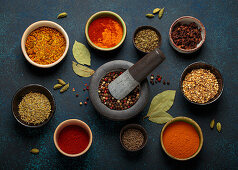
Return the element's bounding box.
[89,48,165,121]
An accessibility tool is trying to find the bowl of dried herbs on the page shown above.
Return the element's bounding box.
[180,62,224,105]
[12,84,56,127]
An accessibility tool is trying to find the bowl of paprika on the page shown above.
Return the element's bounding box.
[85,11,127,51]
[160,117,203,161]
[53,119,93,157]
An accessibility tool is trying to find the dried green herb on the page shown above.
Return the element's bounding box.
[57,12,67,19]
[158,8,164,19]
[146,14,154,18]
[72,61,95,77]
[54,84,62,89]
[73,40,91,66]
[30,148,39,154]
[153,8,160,14]
[60,83,69,93]
[145,90,176,124]
[216,122,221,132]
[210,119,215,129]
[58,79,66,85]
[148,110,173,124]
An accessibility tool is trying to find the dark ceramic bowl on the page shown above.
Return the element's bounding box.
[120,124,148,152]
[89,60,149,121]
[180,62,224,105]
[133,25,162,54]
[12,84,55,128]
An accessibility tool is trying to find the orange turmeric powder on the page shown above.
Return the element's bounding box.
[88,17,123,48]
[163,121,200,159]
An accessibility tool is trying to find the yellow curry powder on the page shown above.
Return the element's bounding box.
[25,27,66,65]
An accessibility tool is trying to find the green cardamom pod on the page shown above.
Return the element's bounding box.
[216,122,221,132]
[30,148,39,154]
[146,14,154,18]
[210,119,215,129]
[54,84,62,90]
[60,83,69,93]
[57,12,67,19]
[158,8,164,19]
[153,8,160,14]
[58,79,66,85]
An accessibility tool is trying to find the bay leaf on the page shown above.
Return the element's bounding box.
[145,90,176,118]
[73,40,91,66]
[72,61,94,77]
[148,110,173,124]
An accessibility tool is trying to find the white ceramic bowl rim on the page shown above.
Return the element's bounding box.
[169,16,206,52]
[53,119,93,157]
[85,11,127,51]
[21,20,69,68]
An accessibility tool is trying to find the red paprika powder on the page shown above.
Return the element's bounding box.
[58,125,89,154]
[88,17,123,48]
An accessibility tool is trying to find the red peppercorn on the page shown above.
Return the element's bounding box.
[86,97,89,100]
[83,88,86,91]
[84,102,87,105]
[158,77,161,82]
[76,94,79,97]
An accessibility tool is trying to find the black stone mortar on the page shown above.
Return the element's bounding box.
[89,60,149,121]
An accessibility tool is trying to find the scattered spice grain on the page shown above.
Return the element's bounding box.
[18,92,51,125]
[182,68,219,104]
[122,128,144,151]
[25,27,66,65]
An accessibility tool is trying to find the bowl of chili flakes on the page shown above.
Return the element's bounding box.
[21,20,69,68]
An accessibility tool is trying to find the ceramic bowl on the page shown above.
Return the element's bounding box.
[85,11,127,51]
[169,16,206,54]
[180,62,223,105]
[133,25,162,54]
[21,20,69,68]
[160,117,203,161]
[89,60,149,121]
[12,84,55,128]
[120,124,148,152]
[53,119,93,157]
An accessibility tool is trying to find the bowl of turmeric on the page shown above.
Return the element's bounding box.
[85,11,127,51]
[160,117,203,161]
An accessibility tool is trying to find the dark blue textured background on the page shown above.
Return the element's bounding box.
[0,0,238,169]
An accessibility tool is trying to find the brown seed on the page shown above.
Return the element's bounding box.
[163,80,166,85]
[167,81,170,85]
[76,94,79,97]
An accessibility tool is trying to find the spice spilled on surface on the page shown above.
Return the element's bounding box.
[163,121,199,159]
[88,17,123,48]
[18,92,51,125]
[122,128,144,151]
[58,125,89,154]
[182,68,219,104]
[25,27,66,65]
[98,71,140,110]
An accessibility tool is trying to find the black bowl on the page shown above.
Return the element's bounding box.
[89,60,149,121]
[133,25,162,54]
[120,124,148,152]
[180,62,224,105]
[12,84,55,128]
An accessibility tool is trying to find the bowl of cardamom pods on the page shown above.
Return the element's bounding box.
[12,84,56,128]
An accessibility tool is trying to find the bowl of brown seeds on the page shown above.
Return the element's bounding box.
[120,124,148,152]
[133,25,162,54]
[180,62,223,105]
[12,84,55,128]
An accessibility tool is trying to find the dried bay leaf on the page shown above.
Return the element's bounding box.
[148,110,173,124]
[73,41,91,66]
[72,61,94,77]
[145,90,176,118]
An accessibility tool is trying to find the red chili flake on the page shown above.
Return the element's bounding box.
[158,77,161,82]
[76,94,79,97]
[104,78,107,81]
[151,74,154,76]
[83,88,86,91]
[163,80,166,85]
[84,102,87,105]
[86,86,89,90]
[86,97,89,101]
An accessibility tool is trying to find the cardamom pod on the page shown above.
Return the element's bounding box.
[57,12,67,19]
[54,84,62,90]
[158,8,164,19]
[210,119,215,129]
[60,83,69,93]
[146,14,154,18]
[216,122,222,132]
[58,79,66,85]
[153,8,160,14]
[30,148,39,154]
